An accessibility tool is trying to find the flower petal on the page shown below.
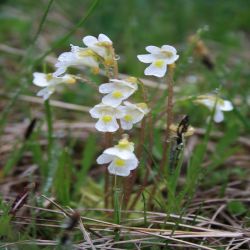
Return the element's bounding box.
[98,33,112,44]
[95,118,119,132]
[120,120,133,130]
[161,45,177,54]
[104,147,134,160]
[130,111,144,123]
[199,99,214,109]
[137,54,155,63]
[108,162,130,177]
[58,51,75,62]
[144,62,167,77]
[53,67,67,77]
[214,109,224,123]
[164,54,179,64]
[220,100,233,111]
[125,156,139,170]
[89,106,101,118]
[99,83,115,94]
[37,87,54,100]
[102,93,124,107]
[33,73,48,87]
[83,35,98,47]
[74,54,99,67]
[107,161,130,176]
[145,45,161,54]
[96,153,113,164]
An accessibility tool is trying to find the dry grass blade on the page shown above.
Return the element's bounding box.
[78,218,97,250]
[228,238,250,250]
[19,95,90,112]
[133,229,215,250]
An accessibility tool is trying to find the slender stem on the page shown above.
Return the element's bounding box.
[159,64,175,174]
[113,175,121,241]
[104,132,112,208]
[104,168,110,208]
[44,99,53,161]
[148,64,175,207]
[104,45,119,208]
[124,80,148,208]
[42,98,57,196]
[129,80,154,209]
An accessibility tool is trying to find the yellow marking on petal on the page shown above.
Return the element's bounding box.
[114,158,125,167]
[163,51,173,58]
[112,91,123,99]
[102,115,112,123]
[78,49,96,57]
[124,114,133,122]
[154,60,165,68]
[136,103,149,114]
[117,138,130,149]
[97,41,112,47]
[126,77,137,84]
[46,73,53,81]
[136,103,148,109]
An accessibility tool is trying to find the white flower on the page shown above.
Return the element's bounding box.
[195,95,233,123]
[32,72,76,100]
[99,78,138,107]
[118,101,149,130]
[83,33,112,59]
[89,103,123,132]
[53,45,99,76]
[137,45,179,77]
[96,136,139,176]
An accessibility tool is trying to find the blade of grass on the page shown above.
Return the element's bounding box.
[0,0,55,137]
[30,0,55,46]
[35,0,101,65]
[75,133,97,191]
[28,132,47,178]
[54,149,72,205]
[42,143,60,195]
[3,142,25,176]
[44,99,54,159]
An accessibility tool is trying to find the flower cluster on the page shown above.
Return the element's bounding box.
[31,33,150,177]
[92,75,149,177]
[32,34,113,100]
[89,77,149,133]
[54,34,113,76]
[31,32,234,180]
